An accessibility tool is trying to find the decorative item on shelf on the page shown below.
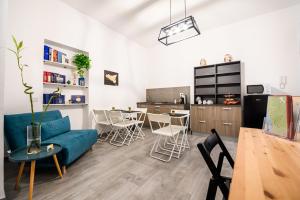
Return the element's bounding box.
[112,107,115,110]
[207,100,213,105]
[196,96,202,104]
[224,54,233,62]
[200,58,207,66]
[10,36,60,154]
[68,99,72,104]
[72,71,77,85]
[128,107,131,111]
[78,77,85,86]
[223,94,240,105]
[71,95,85,104]
[202,100,207,104]
[72,53,91,87]
[67,80,71,85]
[104,70,119,86]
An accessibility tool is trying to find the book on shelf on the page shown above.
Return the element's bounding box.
[71,95,85,104]
[43,93,65,104]
[43,71,66,84]
[58,51,62,63]
[44,44,70,64]
[44,45,50,61]
[53,49,58,62]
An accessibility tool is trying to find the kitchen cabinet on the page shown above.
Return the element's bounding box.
[191,105,241,137]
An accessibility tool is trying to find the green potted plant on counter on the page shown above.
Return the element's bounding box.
[72,53,91,86]
[9,36,60,154]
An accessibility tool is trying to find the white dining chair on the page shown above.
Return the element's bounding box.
[166,109,190,157]
[92,109,113,142]
[108,110,136,146]
[131,108,147,140]
[147,113,181,162]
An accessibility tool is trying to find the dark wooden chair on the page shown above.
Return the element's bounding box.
[197,129,235,200]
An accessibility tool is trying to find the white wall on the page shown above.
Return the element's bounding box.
[147,4,300,101]
[5,0,149,129]
[0,0,7,198]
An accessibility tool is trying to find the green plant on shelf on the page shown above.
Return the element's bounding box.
[9,36,61,154]
[72,53,91,77]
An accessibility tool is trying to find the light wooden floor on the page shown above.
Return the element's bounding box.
[4,130,237,200]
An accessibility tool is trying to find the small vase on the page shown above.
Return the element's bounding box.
[27,124,41,154]
[78,77,85,86]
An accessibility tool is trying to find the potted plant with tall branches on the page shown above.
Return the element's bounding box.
[9,36,60,154]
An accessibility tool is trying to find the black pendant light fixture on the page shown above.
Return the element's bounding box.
[158,0,200,46]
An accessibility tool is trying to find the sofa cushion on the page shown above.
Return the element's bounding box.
[41,116,71,141]
[43,129,97,165]
[4,110,62,151]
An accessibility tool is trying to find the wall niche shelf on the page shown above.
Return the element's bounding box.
[43,103,88,107]
[43,39,90,129]
[194,61,241,104]
[43,60,76,70]
[43,82,88,89]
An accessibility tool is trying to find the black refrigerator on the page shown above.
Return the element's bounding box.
[243,95,269,129]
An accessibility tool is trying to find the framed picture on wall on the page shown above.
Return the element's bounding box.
[104,70,119,86]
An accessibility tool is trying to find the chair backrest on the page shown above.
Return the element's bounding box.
[147,113,172,132]
[93,109,110,124]
[148,113,171,124]
[135,108,147,121]
[171,109,190,127]
[108,110,124,124]
[197,129,234,179]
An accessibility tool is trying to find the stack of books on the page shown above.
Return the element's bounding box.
[44,45,69,64]
[43,71,66,84]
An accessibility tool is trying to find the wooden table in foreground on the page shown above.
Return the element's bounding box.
[229,128,300,200]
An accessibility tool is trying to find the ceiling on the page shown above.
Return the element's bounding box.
[61,0,300,47]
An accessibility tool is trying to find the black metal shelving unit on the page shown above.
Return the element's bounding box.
[194,61,241,104]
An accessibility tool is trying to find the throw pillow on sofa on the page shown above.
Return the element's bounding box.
[41,116,71,140]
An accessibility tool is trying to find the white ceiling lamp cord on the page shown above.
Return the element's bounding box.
[169,0,187,24]
[184,0,187,18]
[169,0,172,24]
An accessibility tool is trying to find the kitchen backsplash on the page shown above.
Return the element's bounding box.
[146,86,190,104]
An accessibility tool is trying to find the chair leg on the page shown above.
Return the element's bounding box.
[206,179,217,200]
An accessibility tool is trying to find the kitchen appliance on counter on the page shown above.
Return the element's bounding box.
[180,93,187,104]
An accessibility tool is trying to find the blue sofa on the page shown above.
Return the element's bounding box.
[4,110,97,168]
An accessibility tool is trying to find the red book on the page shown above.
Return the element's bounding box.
[43,71,48,82]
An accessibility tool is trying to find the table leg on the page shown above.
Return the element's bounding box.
[53,154,63,178]
[29,160,36,200]
[15,161,25,190]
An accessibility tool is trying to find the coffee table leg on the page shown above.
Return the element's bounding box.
[29,160,36,200]
[53,154,63,178]
[15,161,25,190]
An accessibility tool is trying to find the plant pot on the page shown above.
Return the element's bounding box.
[78,77,85,86]
[27,124,41,154]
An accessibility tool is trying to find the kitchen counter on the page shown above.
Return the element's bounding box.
[137,102,187,106]
[191,104,241,107]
